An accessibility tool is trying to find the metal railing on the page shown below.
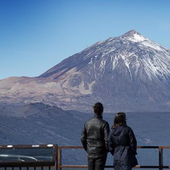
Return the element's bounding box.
[0,144,58,170]
[1,145,170,170]
[57,146,170,170]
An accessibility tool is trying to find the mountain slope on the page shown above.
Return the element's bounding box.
[0,103,84,145]
[2,103,170,165]
[39,30,170,111]
[0,30,170,112]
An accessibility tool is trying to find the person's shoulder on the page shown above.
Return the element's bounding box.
[124,125,134,132]
[85,117,92,122]
[84,117,94,124]
[101,119,109,125]
[99,117,108,123]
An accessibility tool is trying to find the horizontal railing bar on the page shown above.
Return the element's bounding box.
[0,161,55,167]
[60,165,87,168]
[58,146,83,149]
[0,144,57,149]
[60,165,170,169]
[159,146,170,149]
[137,146,170,149]
[136,166,170,169]
[137,146,159,148]
[106,165,161,168]
[58,146,170,149]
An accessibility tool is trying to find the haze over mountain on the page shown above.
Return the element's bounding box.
[0,30,170,112]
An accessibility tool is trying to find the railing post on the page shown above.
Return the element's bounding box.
[58,147,62,170]
[159,147,163,170]
[55,145,58,170]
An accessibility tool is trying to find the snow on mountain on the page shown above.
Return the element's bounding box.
[122,30,167,52]
[122,30,147,42]
[0,30,170,112]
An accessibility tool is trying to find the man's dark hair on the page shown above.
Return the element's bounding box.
[93,102,104,114]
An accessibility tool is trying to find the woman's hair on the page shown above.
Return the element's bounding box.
[93,102,103,114]
[112,112,127,128]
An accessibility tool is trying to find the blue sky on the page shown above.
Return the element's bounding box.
[0,0,170,80]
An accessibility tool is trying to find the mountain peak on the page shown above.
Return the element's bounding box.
[123,30,139,36]
[122,30,146,42]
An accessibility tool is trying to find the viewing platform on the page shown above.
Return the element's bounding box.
[0,145,170,170]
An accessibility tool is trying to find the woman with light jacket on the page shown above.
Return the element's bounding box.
[109,112,138,170]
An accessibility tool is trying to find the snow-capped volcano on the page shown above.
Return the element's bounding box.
[41,30,170,82]
[0,30,170,112]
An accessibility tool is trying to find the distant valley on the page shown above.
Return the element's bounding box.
[0,103,170,165]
